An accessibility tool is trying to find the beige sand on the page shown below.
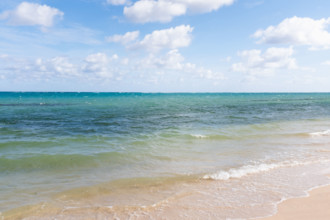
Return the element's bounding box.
[3,179,330,219]
[263,184,330,220]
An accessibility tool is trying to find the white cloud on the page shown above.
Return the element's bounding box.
[197,68,225,80]
[0,54,9,59]
[0,51,223,87]
[137,49,225,80]
[132,25,193,52]
[322,60,330,65]
[0,2,64,27]
[139,49,185,70]
[176,0,234,13]
[121,58,129,65]
[220,56,231,62]
[0,53,123,81]
[46,57,77,76]
[124,0,186,23]
[232,47,297,76]
[0,56,78,81]
[106,31,140,45]
[253,16,330,50]
[107,0,130,5]
[32,57,79,80]
[124,0,234,23]
[82,53,119,78]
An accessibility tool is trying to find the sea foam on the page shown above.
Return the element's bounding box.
[203,163,281,180]
[190,134,208,139]
[309,130,330,137]
[202,160,324,180]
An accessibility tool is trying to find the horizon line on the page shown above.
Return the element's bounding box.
[1,91,330,94]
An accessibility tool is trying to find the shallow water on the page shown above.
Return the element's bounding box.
[1,93,330,219]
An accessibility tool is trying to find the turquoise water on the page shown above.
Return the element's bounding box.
[1,93,330,219]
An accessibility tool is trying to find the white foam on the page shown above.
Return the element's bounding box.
[190,134,208,139]
[202,160,325,180]
[203,163,281,180]
[309,130,330,137]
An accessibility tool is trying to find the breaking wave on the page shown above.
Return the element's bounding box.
[202,160,324,180]
[309,130,330,137]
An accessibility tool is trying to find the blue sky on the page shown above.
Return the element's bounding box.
[0,0,330,92]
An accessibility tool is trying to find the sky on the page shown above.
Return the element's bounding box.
[0,0,330,92]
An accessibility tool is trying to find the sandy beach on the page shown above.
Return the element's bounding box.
[3,177,330,219]
[263,184,330,220]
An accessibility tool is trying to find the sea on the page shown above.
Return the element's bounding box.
[1,92,330,219]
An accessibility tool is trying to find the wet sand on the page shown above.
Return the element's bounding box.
[3,174,330,219]
[263,184,330,220]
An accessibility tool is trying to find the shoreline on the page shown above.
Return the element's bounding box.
[2,177,330,219]
[262,183,330,220]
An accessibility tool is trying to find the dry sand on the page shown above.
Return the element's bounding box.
[262,184,330,220]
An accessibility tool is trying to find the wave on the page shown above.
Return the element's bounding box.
[188,133,237,140]
[190,134,209,139]
[187,129,325,141]
[203,163,281,180]
[202,160,325,180]
[309,130,330,137]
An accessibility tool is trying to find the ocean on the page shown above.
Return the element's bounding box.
[1,92,330,219]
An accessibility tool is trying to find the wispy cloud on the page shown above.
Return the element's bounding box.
[106,31,140,45]
[322,60,330,65]
[106,0,131,6]
[0,24,102,57]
